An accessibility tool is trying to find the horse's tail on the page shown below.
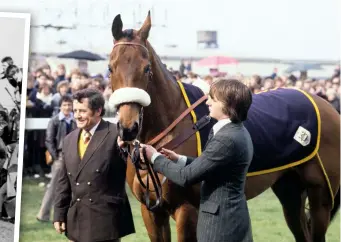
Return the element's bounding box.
[330,187,340,222]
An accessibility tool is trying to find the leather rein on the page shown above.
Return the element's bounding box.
[113,41,210,211]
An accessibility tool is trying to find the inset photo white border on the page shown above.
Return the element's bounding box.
[0,11,31,242]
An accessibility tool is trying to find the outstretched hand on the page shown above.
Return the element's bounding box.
[160,148,179,161]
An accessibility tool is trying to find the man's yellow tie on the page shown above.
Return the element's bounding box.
[79,130,92,159]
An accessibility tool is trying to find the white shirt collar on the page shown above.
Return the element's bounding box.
[212,118,231,135]
[86,119,101,137]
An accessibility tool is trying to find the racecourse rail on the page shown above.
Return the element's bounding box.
[24,118,118,130]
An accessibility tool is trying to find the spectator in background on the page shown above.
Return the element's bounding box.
[274,77,284,88]
[295,80,303,89]
[54,64,66,86]
[250,75,262,88]
[192,76,210,94]
[70,69,82,83]
[92,76,106,92]
[41,64,53,79]
[204,75,214,86]
[33,83,54,177]
[70,81,82,94]
[35,84,54,113]
[179,59,185,76]
[262,78,274,91]
[326,89,340,113]
[51,80,70,116]
[37,95,76,222]
[250,84,262,94]
[34,72,48,89]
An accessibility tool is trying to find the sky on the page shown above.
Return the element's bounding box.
[0,0,339,60]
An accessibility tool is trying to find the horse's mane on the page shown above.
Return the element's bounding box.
[139,41,183,141]
[146,41,176,83]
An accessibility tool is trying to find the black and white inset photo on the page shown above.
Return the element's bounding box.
[0,12,30,242]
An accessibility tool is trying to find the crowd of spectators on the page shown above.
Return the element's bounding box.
[24,61,340,178]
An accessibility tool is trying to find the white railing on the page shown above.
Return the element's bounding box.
[24,117,118,130]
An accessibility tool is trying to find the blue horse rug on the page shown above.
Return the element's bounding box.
[177,83,320,177]
[244,88,320,176]
[177,81,215,155]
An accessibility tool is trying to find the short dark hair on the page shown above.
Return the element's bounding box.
[5,65,20,77]
[209,79,252,123]
[1,56,13,64]
[73,88,105,116]
[59,95,73,107]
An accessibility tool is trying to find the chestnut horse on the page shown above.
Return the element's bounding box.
[108,12,340,242]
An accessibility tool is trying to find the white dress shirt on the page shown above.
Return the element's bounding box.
[83,119,101,142]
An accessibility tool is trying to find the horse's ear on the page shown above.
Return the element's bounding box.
[138,11,151,41]
[112,14,123,40]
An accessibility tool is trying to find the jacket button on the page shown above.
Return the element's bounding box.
[89,198,92,202]
[87,182,91,186]
[76,182,80,186]
[68,172,71,175]
[96,169,99,173]
[76,198,80,202]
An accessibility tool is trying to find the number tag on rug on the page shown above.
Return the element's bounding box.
[294,126,311,146]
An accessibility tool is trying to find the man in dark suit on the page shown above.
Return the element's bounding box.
[54,89,135,242]
[136,79,254,242]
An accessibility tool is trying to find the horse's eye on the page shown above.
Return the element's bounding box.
[144,64,150,74]
[108,65,113,73]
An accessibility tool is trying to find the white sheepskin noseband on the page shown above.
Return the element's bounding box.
[108,87,151,111]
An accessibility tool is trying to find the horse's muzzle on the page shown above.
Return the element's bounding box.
[117,121,139,142]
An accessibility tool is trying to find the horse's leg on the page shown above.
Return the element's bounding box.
[141,204,171,242]
[172,203,198,242]
[301,95,340,241]
[300,157,334,242]
[330,188,340,222]
[271,170,311,242]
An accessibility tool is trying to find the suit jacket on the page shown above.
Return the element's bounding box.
[153,122,254,242]
[54,119,135,242]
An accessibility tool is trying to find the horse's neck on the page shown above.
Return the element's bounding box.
[140,44,184,142]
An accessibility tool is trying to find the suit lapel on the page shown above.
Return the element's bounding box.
[203,129,214,150]
[76,120,110,179]
[67,129,81,179]
[203,122,242,150]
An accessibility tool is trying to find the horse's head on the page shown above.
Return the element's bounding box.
[108,12,152,142]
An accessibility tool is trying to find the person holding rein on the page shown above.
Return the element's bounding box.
[119,79,254,242]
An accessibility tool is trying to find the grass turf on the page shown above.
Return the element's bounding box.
[19,177,339,242]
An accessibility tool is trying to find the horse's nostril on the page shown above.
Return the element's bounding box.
[132,122,139,132]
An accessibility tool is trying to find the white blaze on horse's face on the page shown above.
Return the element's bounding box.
[108,11,153,142]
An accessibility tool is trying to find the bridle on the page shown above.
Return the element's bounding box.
[110,40,209,211]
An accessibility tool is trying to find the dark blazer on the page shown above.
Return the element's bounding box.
[153,122,254,242]
[53,119,135,242]
[45,114,76,161]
